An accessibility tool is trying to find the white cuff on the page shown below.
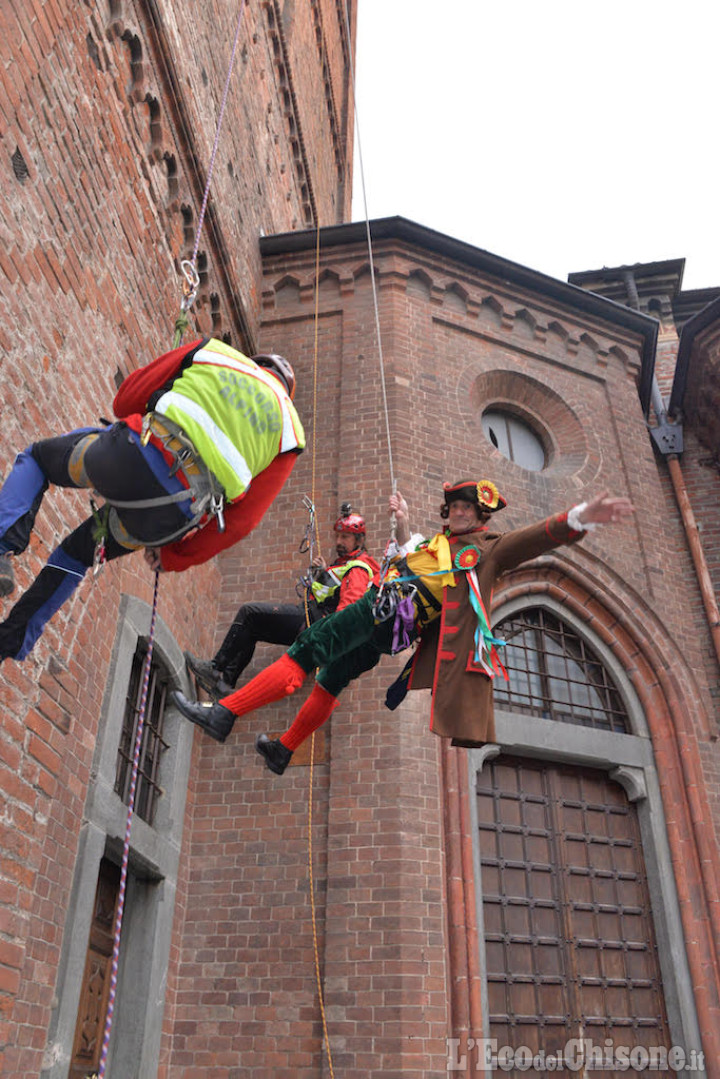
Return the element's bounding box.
[396,532,426,557]
[567,503,597,533]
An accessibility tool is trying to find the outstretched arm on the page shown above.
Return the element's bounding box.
[493,490,635,574]
[577,490,635,527]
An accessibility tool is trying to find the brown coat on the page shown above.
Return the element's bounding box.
[407,512,583,746]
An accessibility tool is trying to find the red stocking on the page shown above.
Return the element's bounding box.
[219,654,306,716]
[280,683,339,751]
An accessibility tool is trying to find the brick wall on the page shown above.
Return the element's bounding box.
[163,226,719,1073]
[2,2,719,1074]
[0,1,353,1074]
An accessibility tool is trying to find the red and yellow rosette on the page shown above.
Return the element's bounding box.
[454,545,480,571]
[477,480,501,511]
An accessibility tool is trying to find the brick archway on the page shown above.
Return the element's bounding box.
[487,560,720,1069]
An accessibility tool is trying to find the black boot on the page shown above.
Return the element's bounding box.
[171,690,235,743]
[184,651,234,700]
[255,733,293,775]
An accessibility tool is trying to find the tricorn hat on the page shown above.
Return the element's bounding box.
[442,479,507,513]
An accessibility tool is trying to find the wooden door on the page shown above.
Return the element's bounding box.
[69,858,121,1079]
[477,756,670,1077]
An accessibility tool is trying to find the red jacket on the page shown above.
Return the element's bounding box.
[332,550,381,610]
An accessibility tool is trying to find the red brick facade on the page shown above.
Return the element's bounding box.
[1,3,719,1078]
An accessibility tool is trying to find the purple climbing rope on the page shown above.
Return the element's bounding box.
[190,0,247,267]
[97,8,248,1069]
[98,569,160,1077]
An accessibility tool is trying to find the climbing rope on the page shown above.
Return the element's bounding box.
[310,220,322,514]
[172,0,248,347]
[341,0,402,636]
[304,204,337,1078]
[98,13,249,1056]
[308,731,336,1078]
[98,569,160,1077]
[341,0,396,513]
[301,12,408,1067]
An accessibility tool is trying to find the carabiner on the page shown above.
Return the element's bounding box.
[179,259,200,311]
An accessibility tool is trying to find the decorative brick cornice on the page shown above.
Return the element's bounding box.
[261,0,316,227]
[309,0,350,184]
[105,0,254,346]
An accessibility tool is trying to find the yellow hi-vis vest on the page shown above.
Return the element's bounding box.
[154,339,305,502]
[311,559,375,604]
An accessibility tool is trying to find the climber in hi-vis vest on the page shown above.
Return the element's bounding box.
[0,337,304,663]
[183,504,380,701]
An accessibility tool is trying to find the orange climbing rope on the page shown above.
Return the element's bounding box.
[306,217,336,1078]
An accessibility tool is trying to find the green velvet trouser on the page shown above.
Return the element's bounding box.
[287,588,395,698]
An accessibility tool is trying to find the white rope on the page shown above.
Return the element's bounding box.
[341,1,397,514]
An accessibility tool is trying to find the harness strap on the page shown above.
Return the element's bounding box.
[395,557,442,621]
[107,507,200,549]
[98,487,196,510]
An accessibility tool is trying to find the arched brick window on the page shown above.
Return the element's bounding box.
[493,607,630,733]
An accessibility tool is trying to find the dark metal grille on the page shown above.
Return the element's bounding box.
[114,643,170,825]
[493,608,629,732]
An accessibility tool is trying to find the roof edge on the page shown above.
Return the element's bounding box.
[260,216,659,413]
[669,294,720,416]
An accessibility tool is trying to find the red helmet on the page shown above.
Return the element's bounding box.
[252,353,296,399]
[334,504,366,535]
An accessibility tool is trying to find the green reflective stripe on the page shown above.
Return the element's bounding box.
[311,570,342,603]
[310,559,373,603]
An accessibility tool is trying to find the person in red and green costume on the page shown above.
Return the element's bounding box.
[171,479,634,771]
[183,505,380,700]
[0,337,304,662]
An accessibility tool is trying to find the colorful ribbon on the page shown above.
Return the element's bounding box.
[466,568,508,680]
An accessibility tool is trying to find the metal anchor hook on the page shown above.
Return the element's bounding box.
[179,259,200,311]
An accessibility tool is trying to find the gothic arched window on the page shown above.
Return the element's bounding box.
[493,608,630,733]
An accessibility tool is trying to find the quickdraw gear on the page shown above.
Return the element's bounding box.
[372,579,416,622]
[180,259,200,311]
[297,496,320,622]
[90,500,110,577]
[299,496,317,556]
[93,539,106,577]
[210,492,225,534]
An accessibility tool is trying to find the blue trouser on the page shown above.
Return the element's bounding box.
[0,424,193,661]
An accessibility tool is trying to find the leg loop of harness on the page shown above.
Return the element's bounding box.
[372,579,419,653]
[97,413,226,547]
[68,432,101,487]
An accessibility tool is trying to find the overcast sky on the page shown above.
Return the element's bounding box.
[350,0,719,292]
